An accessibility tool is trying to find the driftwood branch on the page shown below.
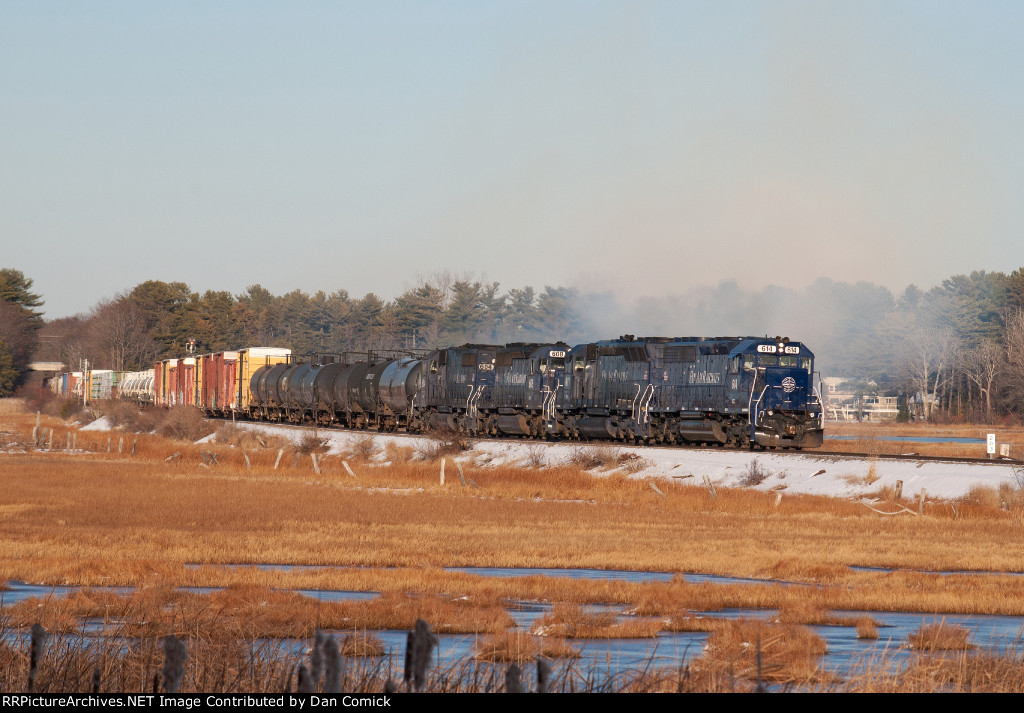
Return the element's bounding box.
[859,501,919,516]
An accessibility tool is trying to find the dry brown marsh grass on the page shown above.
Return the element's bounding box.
[880,651,1024,693]
[531,604,662,639]
[696,618,828,684]
[661,613,722,633]
[822,421,1024,460]
[383,441,416,464]
[3,413,1024,622]
[6,619,1024,693]
[339,631,385,657]
[908,622,977,651]
[156,406,216,442]
[6,584,516,639]
[566,445,620,470]
[855,617,879,639]
[776,600,881,628]
[418,428,471,461]
[473,631,580,663]
[95,400,160,433]
[214,424,289,452]
[340,434,378,461]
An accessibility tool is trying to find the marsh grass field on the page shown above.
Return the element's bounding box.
[2,410,1024,692]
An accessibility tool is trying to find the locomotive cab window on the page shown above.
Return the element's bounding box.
[429,361,438,374]
[729,356,740,374]
[574,357,585,371]
[743,355,755,371]
[780,356,798,367]
[801,357,812,373]
[758,355,779,367]
[539,358,548,374]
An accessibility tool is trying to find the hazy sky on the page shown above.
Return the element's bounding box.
[4,1,1024,320]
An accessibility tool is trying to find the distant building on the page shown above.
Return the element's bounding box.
[24,362,66,393]
[822,376,900,421]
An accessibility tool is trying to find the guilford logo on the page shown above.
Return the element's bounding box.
[688,369,721,385]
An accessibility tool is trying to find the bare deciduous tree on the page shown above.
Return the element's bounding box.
[961,340,1003,421]
[1003,309,1024,415]
[88,298,156,371]
[897,327,959,421]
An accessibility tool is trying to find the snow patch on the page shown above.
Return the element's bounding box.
[80,416,112,432]
[218,421,1020,500]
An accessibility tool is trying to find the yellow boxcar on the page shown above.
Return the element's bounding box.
[235,347,292,413]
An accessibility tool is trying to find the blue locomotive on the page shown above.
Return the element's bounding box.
[241,335,823,449]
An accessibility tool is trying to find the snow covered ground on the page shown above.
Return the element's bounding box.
[187,420,1022,502]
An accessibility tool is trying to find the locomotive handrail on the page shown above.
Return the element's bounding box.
[542,380,561,421]
[812,386,824,427]
[631,383,643,421]
[638,384,656,424]
[751,384,769,426]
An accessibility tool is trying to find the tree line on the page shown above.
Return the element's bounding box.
[29,274,592,379]
[6,266,1024,423]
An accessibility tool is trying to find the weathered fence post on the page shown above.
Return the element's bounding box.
[537,658,551,693]
[28,623,46,692]
[274,448,284,470]
[703,475,717,499]
[440,458,445,486]
[403,619,438,692]
[161,635,188,694]
[918,489,926,516]
[323,635,344,694]
[505,664,524,693]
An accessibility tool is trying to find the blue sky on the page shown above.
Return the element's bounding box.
[3,1,1024,319]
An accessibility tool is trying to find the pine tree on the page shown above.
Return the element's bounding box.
[0,269,44,325]
[0,339,17,396]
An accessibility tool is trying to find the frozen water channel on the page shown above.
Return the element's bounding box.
[6,563,1024,679]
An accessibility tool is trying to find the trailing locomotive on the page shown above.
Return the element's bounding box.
[162,335,822,449]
